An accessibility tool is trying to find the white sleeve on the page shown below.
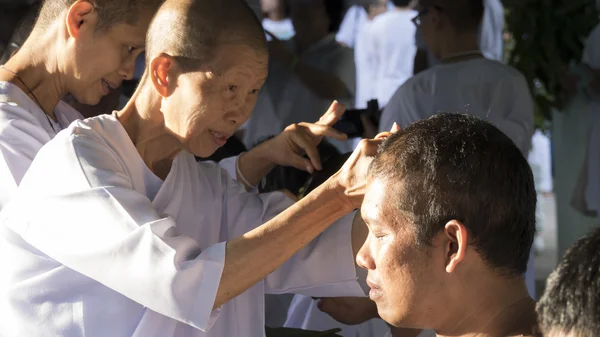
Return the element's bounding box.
[213,155,259,193]
[264,212,364,298]
[196,163,362,298]
[0,104,52,188]
[5,132,225,332]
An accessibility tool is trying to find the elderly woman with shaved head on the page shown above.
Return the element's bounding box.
[0,0,385,336]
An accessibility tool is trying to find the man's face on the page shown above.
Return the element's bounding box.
[357,177,443,328]
[68,11,152,106]
[162,45,268,158]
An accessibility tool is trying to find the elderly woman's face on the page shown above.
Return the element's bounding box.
[163,44,268,158]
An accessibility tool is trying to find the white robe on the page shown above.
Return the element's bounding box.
[379,58,534,155]
[335,3,396,48]
[354,19,377,109]
[0,81,84,210]
[369,9,417,108]
[0,113,363,337]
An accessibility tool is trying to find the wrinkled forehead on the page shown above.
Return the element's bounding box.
[213,44,269,77]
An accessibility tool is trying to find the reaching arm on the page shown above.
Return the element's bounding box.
[216,179,354,308]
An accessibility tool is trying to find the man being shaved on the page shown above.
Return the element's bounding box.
[359,113,538,337]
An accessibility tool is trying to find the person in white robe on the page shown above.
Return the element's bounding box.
[369,0,417,108]
[0,1,385,336]
[353,0,387,110]
[413,0,504,74]
[0,0,161,210]
[335,2,395,48]
[379,0,535,299]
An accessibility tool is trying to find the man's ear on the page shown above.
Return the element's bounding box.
[65,1,97,39]
[443,220,469,273]
[149,53,180,98]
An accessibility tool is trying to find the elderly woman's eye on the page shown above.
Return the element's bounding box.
[228,85,237,92]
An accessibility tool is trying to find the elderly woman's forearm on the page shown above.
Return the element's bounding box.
[213,180,353,309]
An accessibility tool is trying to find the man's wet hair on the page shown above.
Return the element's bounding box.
[417,0,483,32]
[369,113,536,276]
[536,227,600,337]
[36,0,164,33]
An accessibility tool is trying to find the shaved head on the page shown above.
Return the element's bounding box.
[36,0,163,32]
[418,0,483,31]
[146,0,267,71]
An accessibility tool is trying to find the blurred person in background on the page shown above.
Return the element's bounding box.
[262,0,295,40]
[413,0,504,74]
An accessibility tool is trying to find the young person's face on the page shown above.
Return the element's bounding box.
[66,2,152,105]
[154,44,268,158]
[357,177,445,328]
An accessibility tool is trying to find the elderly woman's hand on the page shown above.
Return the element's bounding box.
[267,101,348,173]
[330,124,400,209]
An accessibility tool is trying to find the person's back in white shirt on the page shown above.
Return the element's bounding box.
[380,58,533,154]
[370,7,417,107]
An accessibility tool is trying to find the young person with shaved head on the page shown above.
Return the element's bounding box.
[0,0,383,336]
[0,0,162,210]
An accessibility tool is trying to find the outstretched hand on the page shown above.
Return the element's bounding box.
[266,101,348,173]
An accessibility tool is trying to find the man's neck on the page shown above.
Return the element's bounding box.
[436,277,536,337]
[116,86,183,180]
[436,31,481,63]
[0,30,66,120]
